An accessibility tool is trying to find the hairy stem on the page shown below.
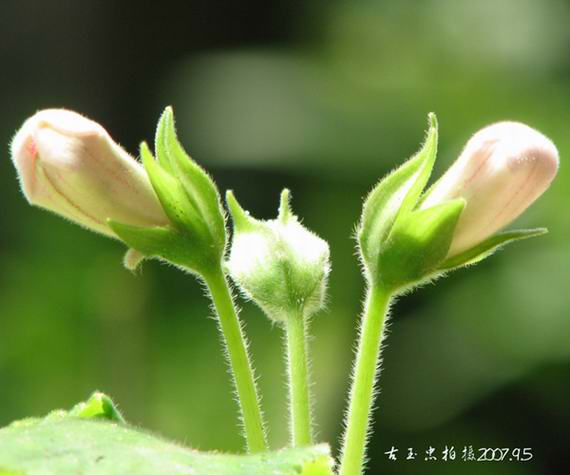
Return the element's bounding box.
[285,310,313,447]
[339,285,392,475]
[204,267,267,453]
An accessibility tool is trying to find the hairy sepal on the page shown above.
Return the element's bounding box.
[141,142,204,234]
[155,107,226,254]
[378,198,465,291]
[439,228,547,271]
[358,113,438,282]
[108,220,216,274]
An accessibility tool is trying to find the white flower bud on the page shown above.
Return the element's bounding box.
[421,122,559,257]
[11,109,168,237]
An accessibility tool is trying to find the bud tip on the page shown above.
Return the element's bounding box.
[428,112,437,130]
[278,188,293,223]
[226,190,255,231]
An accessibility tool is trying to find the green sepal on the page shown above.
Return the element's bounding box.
[439,228,548,271]
[378,198,465,291]
[226,190,259,232]
[226,188,293,231]
[155,107,226,254]
[140,142,204,234]
[394,113,438,220]
[108,221,215,274]
[277,188,294,223]
[154,109,175,174]
[358,113,438,280]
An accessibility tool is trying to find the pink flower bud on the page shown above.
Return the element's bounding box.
[11,109,168,237]
[421,122,559,257]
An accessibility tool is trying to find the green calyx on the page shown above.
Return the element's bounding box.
[358,113,547,292]
[226,189,330,322]
[358,113,451,290]
[109,107,226,275]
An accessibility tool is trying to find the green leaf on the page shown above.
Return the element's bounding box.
[439,228,548,271]
[155,107,226,253]
[378,199,465,290]
[0,394,334,475]
[358,114,438,280]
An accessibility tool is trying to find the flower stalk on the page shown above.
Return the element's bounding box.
[339,285,391,475]
[285,309,313,447]
[204,267,268,453]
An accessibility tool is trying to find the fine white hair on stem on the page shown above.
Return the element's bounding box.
[281,310,318,447]
[339,284,395,472]
[203,274,268,451]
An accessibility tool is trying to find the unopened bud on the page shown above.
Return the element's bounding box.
[226,189,330,321]
[421,122,559,257]
[11,109,168,237]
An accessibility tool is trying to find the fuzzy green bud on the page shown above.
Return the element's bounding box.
[226,189,330,321]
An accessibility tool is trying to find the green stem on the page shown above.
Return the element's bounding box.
[204,267,267,453]
[285,310,313,447]
[339,285,392,475]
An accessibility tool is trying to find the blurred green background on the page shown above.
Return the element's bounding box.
[1,1,569,473]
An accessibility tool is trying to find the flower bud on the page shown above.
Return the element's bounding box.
[226,189,330,322]
[421,122,559,257]
[11,109,168,237]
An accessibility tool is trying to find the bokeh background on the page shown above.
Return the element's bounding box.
[1,1,569,473]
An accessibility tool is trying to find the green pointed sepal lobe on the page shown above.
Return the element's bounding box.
[154,107,226,253]
[439,228,548,272]
[378,198,465,291]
